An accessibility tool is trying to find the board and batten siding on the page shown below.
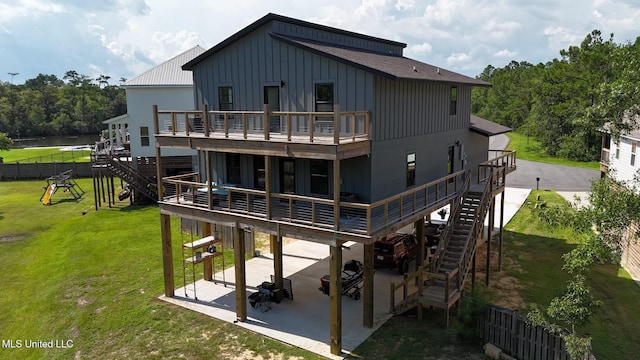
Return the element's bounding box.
[372,78,471,142]
[191,24,374,114]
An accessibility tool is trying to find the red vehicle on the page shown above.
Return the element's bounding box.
[373,233,417,274]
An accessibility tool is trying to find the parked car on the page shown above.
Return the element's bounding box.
[373,233,417,274]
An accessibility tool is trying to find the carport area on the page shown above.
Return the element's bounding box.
[160,240,400,359]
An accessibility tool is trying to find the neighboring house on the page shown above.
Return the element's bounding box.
[600,126,640,280]
[92,46,205,206]
[154,13,515,355]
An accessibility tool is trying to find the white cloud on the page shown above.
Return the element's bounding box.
[447,52,471,66]
[395,0,415,11]
[0,0,65,22]
[410,42,433,54]
[424,0,462,25]
[494,49,516,58]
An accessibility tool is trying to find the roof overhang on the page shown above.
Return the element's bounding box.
[103,113,129,125]
[469,115,511,136]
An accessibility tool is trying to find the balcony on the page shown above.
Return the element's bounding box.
[153,105,371,160]
[159,170,468,239]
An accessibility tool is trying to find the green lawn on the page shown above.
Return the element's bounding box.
[480,190,640,359]
[0,180,483,359]
[0,147,92,163]
[506,132,600,170]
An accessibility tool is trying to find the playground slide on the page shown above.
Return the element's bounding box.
[41,184,56,205]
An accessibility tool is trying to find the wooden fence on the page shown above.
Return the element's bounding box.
[0,162,92,180]
[476,301,595,360]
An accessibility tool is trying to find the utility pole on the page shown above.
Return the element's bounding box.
[7,72,19,85]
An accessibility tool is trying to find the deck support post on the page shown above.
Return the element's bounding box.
[234,224,247,322]
[415,218,425,274]
[486,197,495,286]
[272,234,283,291]
[330,243,343,355]
[161,214,174,297]
[498,177,505,272]
[363,242,374,328]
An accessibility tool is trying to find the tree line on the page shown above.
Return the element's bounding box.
[0,71,126,140]
[472,30,640,162]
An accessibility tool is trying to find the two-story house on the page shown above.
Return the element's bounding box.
[600,124,640,280]
[92,46,204,205]
[154,13,515,355]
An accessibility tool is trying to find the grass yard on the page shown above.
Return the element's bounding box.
[505,132,599,170]
[0,147,92,164]
[480,190,640,359]
[0,179,484,360]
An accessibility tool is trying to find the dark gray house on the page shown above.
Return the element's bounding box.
[154,13,515,355]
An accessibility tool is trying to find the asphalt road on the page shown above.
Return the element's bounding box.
[490,135,600,191]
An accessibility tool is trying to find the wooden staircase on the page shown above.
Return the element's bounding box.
[92,153,158,201]
[418,172,494,324]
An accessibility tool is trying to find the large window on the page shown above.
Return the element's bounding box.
[310,159,329,195]
[450,86,457,115]
[140,126,149,147]
[218,87,233,111]
[226,153,241,185]
[406,153,416,187]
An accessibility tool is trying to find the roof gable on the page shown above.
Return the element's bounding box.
[124,46,205,87]
[183,13,405,70]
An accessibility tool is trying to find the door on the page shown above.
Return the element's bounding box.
[264,86,280,133]
[280,159,295,194]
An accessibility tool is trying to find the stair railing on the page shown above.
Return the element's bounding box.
[430,170,472,273]
[455,165,501,288]
[104,156,158,201]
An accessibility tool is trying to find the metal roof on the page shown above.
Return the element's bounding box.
[273,34,491,86]
[470,115,512,136]
[124,46,205,87]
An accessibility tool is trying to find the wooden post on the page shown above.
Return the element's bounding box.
[202,104,210,137]
[499,189,505,272]
[273,234,283,291]
[415,218,425,273]
[160,214,174,297]
[471,252,477,293]
[206,151,212,210]
[486,197,495,286]
[234,224,247,322]
[264,104,270,140]
[265,155,272,219]
[333,104,340,144]
[334,159,340,230]
[329,243,342,355]
[363,243,374,328]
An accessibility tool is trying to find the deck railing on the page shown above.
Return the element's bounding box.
[153,105,370,145]
[161,170,467,236]
[479,149,516,183]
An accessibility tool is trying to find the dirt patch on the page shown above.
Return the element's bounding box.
[470,241,527,310]
[0,235,27,243]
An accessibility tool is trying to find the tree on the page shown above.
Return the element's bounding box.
[0,132,11,151]
[530,175,640,359]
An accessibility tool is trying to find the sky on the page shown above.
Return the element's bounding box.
[1,0,640,85]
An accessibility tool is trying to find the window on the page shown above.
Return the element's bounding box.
[406,153,416,187]
[310,159,329,195]
[253,156,266,190]
[140,126,149,147]
[632,141,637,167]
[450,86,457,115]
[218,87,233,111]
[616,143,620,159]
[315,83,334,129]
[226,153,241,185]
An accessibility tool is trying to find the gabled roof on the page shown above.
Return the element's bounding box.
[470,115,511,136]
[103,113,129,125]
[182,13,405,70]
[124,46,205,87]
[273,34,490,86]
